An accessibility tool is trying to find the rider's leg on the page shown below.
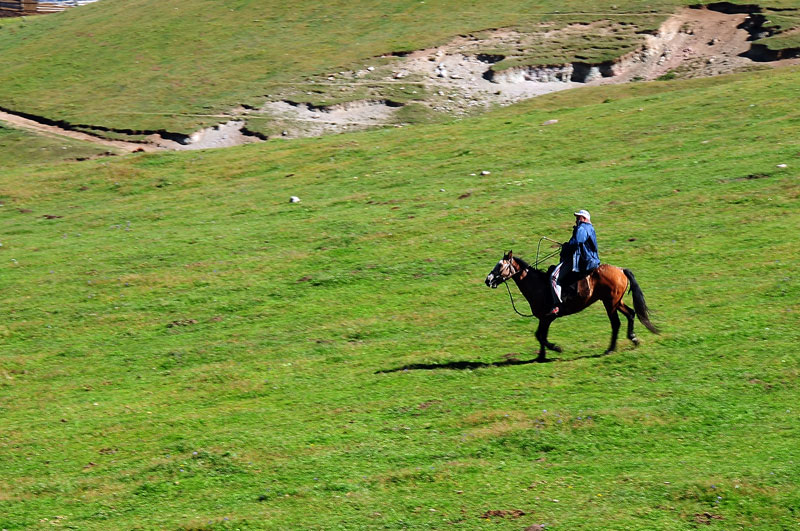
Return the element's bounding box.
[547,263,563,316]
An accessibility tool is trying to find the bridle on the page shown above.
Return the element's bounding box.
[490,240,562,319]
[499,258,534,318]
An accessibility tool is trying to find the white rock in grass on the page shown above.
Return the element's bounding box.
[289,196,301,203]
[542,119,559,126]
[481,170,491,175]
[776,164,787,168]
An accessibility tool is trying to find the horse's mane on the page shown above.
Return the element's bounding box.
[514,256,550,280]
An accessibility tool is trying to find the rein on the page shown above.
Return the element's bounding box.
[504,278,534,318]
[499,239,562,319]
[535,236,562,268]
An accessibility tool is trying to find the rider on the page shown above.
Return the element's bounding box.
[547,209,600,316]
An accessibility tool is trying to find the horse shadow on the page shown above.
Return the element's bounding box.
[375,350,615,373]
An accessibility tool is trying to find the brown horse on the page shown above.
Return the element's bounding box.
[485,251,658,361]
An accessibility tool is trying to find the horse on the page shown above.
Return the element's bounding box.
[485,250,659,361]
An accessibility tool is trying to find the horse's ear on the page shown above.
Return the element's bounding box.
[504,250,513,260]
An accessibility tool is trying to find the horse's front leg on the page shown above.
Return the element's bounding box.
[535,317,561,362]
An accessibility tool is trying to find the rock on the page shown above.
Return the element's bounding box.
[541,119,559,126]
[289,196,301,203]
[777,164,787,168]
[167,319,198,328]
[481,170,491,175]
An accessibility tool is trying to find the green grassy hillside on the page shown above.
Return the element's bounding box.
[1,65,799,529]
[1,0,799,136]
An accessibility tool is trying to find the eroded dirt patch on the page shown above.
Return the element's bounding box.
[244,5,799,139]
[605,7,760,82]
[258,100,401,139]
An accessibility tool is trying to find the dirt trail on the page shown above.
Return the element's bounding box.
[1,5,798,151]
[0,109,152,153]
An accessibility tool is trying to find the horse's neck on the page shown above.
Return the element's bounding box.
[512,269,547,301]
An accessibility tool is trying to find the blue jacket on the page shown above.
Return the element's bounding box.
[565,221,600,273]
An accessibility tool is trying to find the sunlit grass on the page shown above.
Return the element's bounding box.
[0,66,799,529]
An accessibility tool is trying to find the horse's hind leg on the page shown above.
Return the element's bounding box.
[603,300,621,354]
[618,303,639,346]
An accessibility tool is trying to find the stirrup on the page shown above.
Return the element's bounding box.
[545,307,560,317]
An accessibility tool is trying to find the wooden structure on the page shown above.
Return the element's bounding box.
[0,0,38,15]
[0,0,97,16]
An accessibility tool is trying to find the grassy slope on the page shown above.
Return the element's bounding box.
[0,0,766,134]
[0,125,115,168]
[1,65,799,529]
[0,0,673,133]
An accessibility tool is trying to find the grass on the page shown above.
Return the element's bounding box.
[1,0,799,136]
[0,64,799,529]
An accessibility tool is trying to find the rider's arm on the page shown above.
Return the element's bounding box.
[571,225,588,245]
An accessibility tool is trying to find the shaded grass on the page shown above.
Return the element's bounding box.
[0,67,799,528]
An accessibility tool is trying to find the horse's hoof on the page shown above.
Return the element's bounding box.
[631,336,640,346]
[552,345,563,353]
[603,349,615,355]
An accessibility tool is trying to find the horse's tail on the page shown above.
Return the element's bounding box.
[623,269,659,334]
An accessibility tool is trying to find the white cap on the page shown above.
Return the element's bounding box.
[574,209,591,222]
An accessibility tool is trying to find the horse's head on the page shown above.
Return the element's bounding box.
[485,250,520,289]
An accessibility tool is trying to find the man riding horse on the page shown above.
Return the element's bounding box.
[484,209,658,360]
[547,209,599,317]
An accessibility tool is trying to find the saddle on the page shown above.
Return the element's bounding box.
[563,274,593,299]
[548,264,594,301]
[576,275,593,298]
